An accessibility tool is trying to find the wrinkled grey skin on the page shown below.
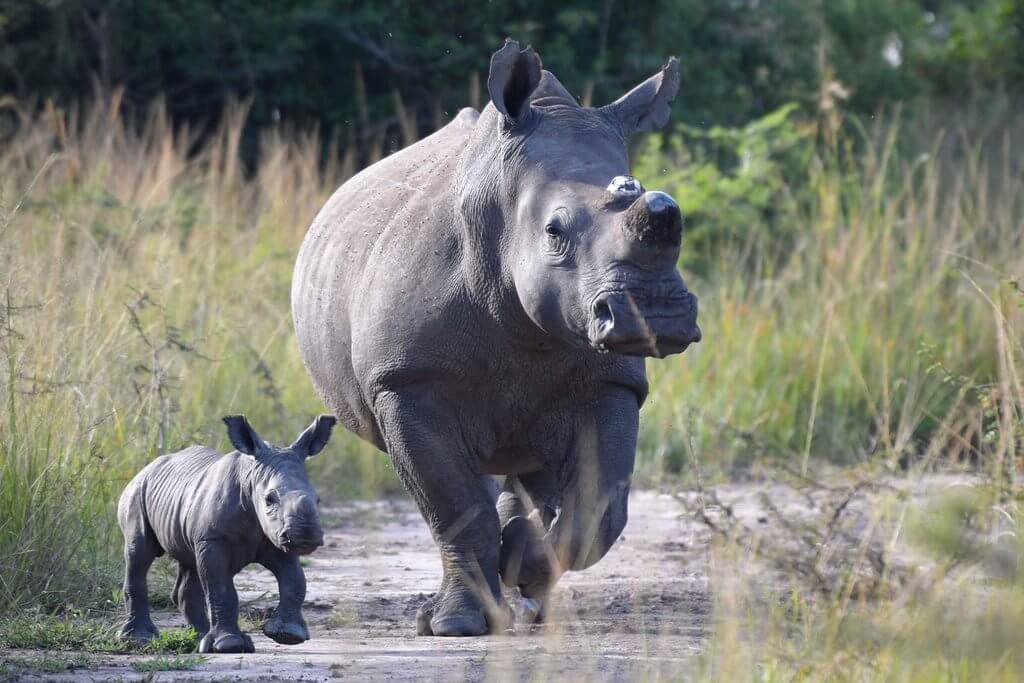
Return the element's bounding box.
[292,40,700,637]
[117,415,336,653]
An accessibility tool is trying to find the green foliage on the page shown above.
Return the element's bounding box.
[0,615,197,654]
[0,0,1020,149]
[632,103,814,270]
[637,103,1023,480]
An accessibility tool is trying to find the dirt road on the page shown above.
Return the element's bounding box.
[55,490,712,681]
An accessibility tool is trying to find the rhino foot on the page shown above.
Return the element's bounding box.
[118,619,160,644]
[263,617,309,645]
[499,515,559,596]
[198,630,255,654]
[511,593,547,626]
[416,589,512,637]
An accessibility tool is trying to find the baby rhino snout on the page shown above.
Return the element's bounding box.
[279,494,323,555]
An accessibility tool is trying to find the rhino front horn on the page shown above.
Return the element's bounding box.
[621,190,683,248]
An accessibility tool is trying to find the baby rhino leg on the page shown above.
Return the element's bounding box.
[196,541,254,654]
[118,523,162,643]
[259,551,309,645]
[174,564,210,637]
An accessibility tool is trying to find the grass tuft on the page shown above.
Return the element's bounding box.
[0,615,197,654]
[131,654,207,673]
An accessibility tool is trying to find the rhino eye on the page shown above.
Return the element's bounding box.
[265,491,279,507]
[544,222,563,238]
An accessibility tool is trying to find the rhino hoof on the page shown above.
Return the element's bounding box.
[118,621,160,643]
[513,595,545,625]
[263,618,309,645]
[415,594,440,636]
[199,631,255,654]
[429,613,489,637]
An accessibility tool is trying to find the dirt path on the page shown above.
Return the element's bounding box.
[49,490,712,681]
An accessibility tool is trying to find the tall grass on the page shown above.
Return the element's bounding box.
[638,105,1024,479]
[0,93,1021,620]
[0,97,400,612]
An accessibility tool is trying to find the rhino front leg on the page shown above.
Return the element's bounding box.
[546,385,637,573]
[376,388,511,637]
[259,551,309,645]
[195,541,254,654]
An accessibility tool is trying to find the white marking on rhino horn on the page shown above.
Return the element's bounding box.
[606,175,644,197]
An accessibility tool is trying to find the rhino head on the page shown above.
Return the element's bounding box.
[223,414,336,555]
[457,40,700,357]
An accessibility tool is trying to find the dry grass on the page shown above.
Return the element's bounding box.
[0,96,400,612]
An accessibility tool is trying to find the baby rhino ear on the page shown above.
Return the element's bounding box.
[223,415,265,457]
[291,415,337,458]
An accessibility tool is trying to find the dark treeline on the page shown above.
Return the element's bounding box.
[1,0,1021,160]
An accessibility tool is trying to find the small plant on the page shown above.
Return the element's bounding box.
[131,654,207,673]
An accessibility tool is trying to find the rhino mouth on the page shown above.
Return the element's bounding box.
[587,290,700,358]
[279,527,325,555]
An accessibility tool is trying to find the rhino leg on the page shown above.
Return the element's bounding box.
[376,388,511,637]
[259,551,309,645]
[195,541,254,654]
[545,385,637,573]
[498,472,559,624]
[117,505,161,643]
[175,565,210,637]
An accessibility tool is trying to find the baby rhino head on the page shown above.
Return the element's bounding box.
[222,414,337,555]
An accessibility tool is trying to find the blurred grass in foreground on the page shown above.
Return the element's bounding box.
[696,470,1024,681]
[0,90,1022,683]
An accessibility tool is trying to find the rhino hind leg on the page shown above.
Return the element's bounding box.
[497,473,560,625]
[117,525,162,643]
[175,565,210,637]
[376,389,512,637]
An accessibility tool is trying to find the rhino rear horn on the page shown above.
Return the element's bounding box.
[487,39,542,124]
[603,57,680,135]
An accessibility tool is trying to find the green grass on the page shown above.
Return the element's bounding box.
[0,616,198,654]
[131,654,207,673]
[635,104,1023,481]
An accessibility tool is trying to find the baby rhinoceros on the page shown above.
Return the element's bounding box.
[117,414,336,653]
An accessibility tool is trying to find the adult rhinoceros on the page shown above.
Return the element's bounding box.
[292,40,700,637]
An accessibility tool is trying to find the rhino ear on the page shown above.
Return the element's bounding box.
[487,39,542,124]
[603,57,680,136]
[223,415,265,457]
[291,415,337,458]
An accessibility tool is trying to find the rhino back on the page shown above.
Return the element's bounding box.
[130,446,226,560]
[292,108,479,446]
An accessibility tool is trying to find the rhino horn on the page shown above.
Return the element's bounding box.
[621,191,683,249]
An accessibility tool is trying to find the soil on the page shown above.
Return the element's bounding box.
[11,475,961,681]
[15,490,719,681]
